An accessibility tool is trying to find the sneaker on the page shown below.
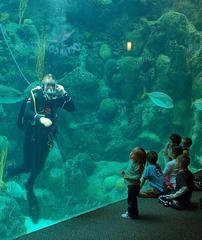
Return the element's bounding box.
[159,195,169,207]
[121,212,131,219]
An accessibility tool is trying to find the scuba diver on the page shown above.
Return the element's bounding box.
[5,74,75,223]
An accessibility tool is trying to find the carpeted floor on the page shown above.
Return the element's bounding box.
[16,192,202,240]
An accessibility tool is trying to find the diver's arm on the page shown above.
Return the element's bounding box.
[54,84,75,112]
[56,92,75,112]
[24,99,52,127]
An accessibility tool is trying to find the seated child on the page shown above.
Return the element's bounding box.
[163,134,182,162]
[181,137,192,157]
[120,147,146,219]
[139,151,166,198]
[163,145,183,190]
[159,155,194,210]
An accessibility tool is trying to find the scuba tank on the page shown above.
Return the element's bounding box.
[17,87,41,130]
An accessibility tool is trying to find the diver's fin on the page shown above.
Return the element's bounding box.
[27,189,40,224]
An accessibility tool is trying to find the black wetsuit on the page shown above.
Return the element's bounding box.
[7,87,75,222]
[23,88,74,191]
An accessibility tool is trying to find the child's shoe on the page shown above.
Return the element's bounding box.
[158,195,170,207]
[121,211,131,219]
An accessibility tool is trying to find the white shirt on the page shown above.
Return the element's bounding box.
[163,159,179,188]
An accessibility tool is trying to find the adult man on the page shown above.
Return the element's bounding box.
[6,74,75,223]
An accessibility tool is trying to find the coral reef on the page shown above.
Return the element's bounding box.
[111,56,141,100]
[0,194,26,239]
[61,67,100,112]
[99,43,112,60]
[98,98,117,121]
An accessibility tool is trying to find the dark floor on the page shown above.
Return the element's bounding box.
[16,192,202,240]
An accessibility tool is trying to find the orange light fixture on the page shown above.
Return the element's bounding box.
[127,41,132,51]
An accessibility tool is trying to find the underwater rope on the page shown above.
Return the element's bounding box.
[0,24,30,85]
[0,24,67,114]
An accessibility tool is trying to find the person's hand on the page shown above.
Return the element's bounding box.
[163,150,168,156]
[163,142,170,156]
[40,117,52,127]
[55,84,66,96]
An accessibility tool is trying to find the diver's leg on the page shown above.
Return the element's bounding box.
[25,143,49,191]
[25,135,50,223]
[26,186,40,223]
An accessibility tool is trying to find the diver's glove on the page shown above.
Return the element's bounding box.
[39,117,53,127]
[34,114,52,127]
[55,84,66,96]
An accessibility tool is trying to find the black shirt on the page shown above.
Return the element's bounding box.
[175,169,194,203]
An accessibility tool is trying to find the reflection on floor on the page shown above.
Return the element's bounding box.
[25,217,57,234]
[17,192,202,240]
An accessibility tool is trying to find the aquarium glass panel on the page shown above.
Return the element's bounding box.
[0,0,201,239]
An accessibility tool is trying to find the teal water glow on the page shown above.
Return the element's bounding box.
[0,0,202,239]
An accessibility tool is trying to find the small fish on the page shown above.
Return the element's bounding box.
[0,84,24,104]
[6,181,27,200]
[192,99,202,110]
[141,90,174,109]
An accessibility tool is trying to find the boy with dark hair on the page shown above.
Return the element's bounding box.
[163,134,182,161]
[139,151,165,198]
[159,155,194,210]
[169,134,182,146]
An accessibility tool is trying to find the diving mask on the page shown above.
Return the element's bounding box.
[43,81,57,97]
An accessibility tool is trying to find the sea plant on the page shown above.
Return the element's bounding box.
[35,29,46,80]
[19,0,28,25]
[0,136,8,192]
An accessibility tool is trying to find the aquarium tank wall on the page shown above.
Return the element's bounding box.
[0,0,202,239]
